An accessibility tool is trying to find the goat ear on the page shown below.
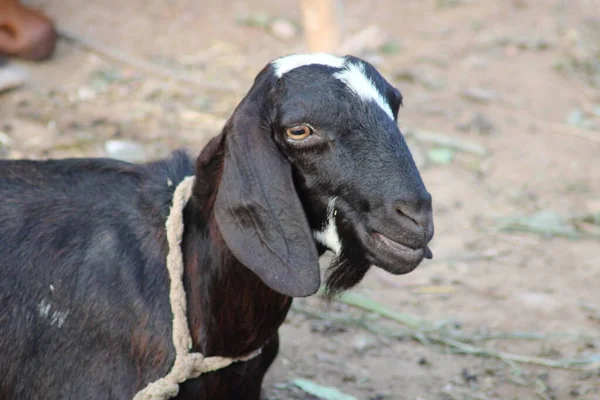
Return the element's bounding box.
[214,68,321,297]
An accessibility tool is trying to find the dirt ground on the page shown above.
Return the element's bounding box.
[1,0,599,399]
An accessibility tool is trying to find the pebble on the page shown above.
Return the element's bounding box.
[0,63,29,93]
[104,140,147,163]
[0,130,13,147]
[352,334,378,353]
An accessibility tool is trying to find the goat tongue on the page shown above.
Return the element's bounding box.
[424,246,433,259]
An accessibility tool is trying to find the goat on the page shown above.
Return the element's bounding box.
[0,53,434,399]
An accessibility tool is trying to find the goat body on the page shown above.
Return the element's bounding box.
[0,149,287,399]
[0,54,434,399]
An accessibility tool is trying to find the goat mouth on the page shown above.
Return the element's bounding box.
[362,230,431,275]
[326,199,432,275]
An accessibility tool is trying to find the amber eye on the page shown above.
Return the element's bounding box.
[285,125,312,140]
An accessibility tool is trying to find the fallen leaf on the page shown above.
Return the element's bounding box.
[235,12,271,29]
[566,109,586,127]
[497,210,581,238]
[292,379,358,400]
[428,148,455,165]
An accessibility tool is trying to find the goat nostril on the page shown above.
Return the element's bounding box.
[396,207,420,227]
[394,193,432,231]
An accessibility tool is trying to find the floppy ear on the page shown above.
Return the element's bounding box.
[214,67,321,297]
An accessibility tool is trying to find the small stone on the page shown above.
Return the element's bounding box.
[461,87,497,104]
[270,19,298,41]
[0,63,29,93]
[352,334,377,353]
[76,87,97,101]
[0,130,13,147]
[105,140,147,163]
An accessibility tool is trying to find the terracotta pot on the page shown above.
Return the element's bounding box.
[0,0,57,61]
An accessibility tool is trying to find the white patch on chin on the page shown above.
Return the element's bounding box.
[333,62,394,120]
[313,197,342,255]
[272,53,346,77]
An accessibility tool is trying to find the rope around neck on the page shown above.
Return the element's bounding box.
[133,176,262,400]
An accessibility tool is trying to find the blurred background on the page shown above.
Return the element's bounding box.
[1,0,599,399]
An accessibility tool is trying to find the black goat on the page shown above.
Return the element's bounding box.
[0,53,434,399]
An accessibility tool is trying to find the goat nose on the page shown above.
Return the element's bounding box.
[393,192,432,230]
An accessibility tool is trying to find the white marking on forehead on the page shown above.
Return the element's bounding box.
[272,53,345,78]
[313,197,342,255]
[333,62,394,120]
[272,53,394,120]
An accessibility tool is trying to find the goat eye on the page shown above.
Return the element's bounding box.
[285,125,312,140]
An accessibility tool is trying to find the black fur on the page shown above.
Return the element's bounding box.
[0,54,433,399]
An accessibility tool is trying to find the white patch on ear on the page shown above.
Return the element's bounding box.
[313,197,342,255]
[333,62,394,120]
[272,53,345,78]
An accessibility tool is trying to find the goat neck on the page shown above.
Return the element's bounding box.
[182,134,292,358]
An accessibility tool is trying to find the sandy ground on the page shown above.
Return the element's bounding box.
[1,0,599,399]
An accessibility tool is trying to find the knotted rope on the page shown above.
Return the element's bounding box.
[133,176,262,400]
